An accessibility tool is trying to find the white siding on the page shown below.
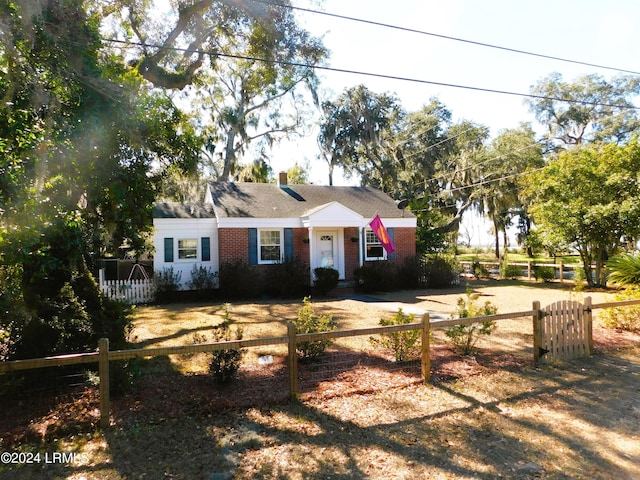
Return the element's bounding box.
[153,217,219,290]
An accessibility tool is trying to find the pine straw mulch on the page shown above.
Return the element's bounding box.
[2,321,637,449]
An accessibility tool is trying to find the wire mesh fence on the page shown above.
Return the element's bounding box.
[2,296,638,445]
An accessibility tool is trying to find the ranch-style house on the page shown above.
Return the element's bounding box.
[152,173,417,288]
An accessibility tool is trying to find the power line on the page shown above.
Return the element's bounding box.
[253,0,640,76]
[104,38,640,111]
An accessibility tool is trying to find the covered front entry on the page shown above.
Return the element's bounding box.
[310,229,345,279]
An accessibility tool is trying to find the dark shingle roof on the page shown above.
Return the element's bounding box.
[208,182,414,219]
[153,202,215,219]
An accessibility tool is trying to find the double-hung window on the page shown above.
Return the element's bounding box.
[178,239,198,260]
[365,228,386,260]
[259,229,282,264]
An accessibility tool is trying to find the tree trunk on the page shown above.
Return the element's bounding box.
[493,218,500,259]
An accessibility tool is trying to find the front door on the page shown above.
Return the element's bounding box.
[313,229,344,279]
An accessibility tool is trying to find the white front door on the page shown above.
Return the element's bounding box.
[312,229,344,279]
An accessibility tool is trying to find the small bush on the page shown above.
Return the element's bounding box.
[370,308,421,362]
[263,257,310,298]
[471,257,491,279]
[572,265,586,291]
[500,256,522,280]
[219,260,262,299]
[600,288,640,332]
[533,265,555,282]
[394,256,422,289]
[423,256,460,288]
[354,261,395,293]
[445,288,497,355]
[294,297,336,359]
[313,267,339,295]
[186,264,218,293]
[208,303,245,383]
[153,267,182,303]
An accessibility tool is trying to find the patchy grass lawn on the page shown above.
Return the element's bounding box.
[1,281,639,479]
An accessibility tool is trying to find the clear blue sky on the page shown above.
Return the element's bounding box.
[273,0,640,186]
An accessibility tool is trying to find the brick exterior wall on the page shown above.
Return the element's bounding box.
[392,227,417,265]
[217,226,415,282]
[343,227,360,281]
[218,228,248,264]
[293,228,310,263]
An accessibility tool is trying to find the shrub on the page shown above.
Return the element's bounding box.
[471,257,491,279]
[423,256,460,288]
[208,303,245,383]
[370,308,421,362]
[263,257,310,298]
[500,255,522,280]
[606,254,640,286]
[354,261,395,293]
[313,267,339,295]
[445,288,497,355]
[533,265,555,282]
[600,288,640,332]
[153,266,182,303]
[186,264,218,293]
[219,260,261,299]
[394,256,422,289]
[572,265,586,291]
[294,297,336,359]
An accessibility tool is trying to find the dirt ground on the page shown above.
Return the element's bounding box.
[1,280,639,479]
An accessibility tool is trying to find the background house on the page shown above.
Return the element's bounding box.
[153,173,417,289]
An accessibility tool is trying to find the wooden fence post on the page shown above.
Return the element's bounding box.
[98,338,110,429]
[559,262,564,282]
[584,296,593,355]
[527,261,532,281]
[287,323,299,401]
[532,301,542,364]
[421,313,431,384]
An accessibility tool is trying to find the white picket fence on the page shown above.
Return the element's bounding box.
[98,269,155,304]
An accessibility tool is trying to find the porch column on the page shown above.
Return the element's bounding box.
[359,226,365,267]
[308,227,314,285]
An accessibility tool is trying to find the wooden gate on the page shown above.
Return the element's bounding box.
[533,297,593,364]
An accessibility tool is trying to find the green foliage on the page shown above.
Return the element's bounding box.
[606,254,640,287]
[313,267,339,295]
[533,266,555,283]
[445,288,497,355]
[370,309,421,362]
[263,257,310,299]
[471,257,491,279]
[207,304,245,384]
[600,289,640,332]
[354,261,395,293]
[294,297,336,360]
[153,267,182,303]
[186,265,218,293]
[422,256,460,288]
[500,255,522,279]
[572,265,586,292]
[219,260,262,299]
[525,140,640,287]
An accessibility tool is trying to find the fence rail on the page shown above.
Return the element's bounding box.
[459,260,591,282]
[2,297,640,429]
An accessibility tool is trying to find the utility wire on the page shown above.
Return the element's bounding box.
[104,38,640,111]
[253,0,640,76]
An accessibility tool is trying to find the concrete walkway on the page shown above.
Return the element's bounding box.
[339,294,449,322]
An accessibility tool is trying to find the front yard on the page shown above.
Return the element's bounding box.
[2,280,639,479]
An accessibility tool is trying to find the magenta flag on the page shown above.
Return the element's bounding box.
[369,215,395,255]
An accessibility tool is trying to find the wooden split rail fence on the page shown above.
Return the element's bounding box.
[2,297,639,429]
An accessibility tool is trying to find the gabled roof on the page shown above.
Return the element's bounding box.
[153,202,215,219]
[207,182,415,219]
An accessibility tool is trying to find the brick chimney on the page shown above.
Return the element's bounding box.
[278,171,288,187]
